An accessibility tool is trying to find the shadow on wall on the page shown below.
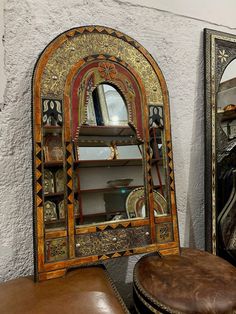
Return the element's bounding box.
[184,31,205,249]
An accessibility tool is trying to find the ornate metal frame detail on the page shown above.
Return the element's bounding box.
[204,28,236,254]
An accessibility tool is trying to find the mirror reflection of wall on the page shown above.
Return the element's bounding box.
[216,57,236,264]
[87,84,128,126]
[217,59,236,139]
[75,84,147,225]
[74,84,168,226]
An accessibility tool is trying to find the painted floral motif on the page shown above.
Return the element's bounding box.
[98,62,117,80]
[218,49,229,63]
[125,79,135,95]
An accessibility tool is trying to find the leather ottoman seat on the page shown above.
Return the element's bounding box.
[133,248,236,314]
[0,266,129,314]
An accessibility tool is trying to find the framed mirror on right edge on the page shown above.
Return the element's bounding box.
[205,28,236,265]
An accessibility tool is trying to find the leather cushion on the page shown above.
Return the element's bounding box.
[0,266,128,314]
[133,248,236,313]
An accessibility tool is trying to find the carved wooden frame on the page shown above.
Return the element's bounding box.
[205,28,236,254]
[32,25,180,281]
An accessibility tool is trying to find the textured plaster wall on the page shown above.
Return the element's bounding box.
[1,0,236,307]
[0,0,6,105]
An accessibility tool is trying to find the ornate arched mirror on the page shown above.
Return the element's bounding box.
[32,26,179,281]
[205,28,236,265]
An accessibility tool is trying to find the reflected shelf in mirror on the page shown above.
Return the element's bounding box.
[74,158,162,168]
[43,125,62,135]
[44,191,65,197]
[44,161,63,168]
[74,184,163,194]
[79,125,137,138]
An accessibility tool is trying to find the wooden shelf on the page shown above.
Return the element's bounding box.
[74,158,161,168]
[78,184,161,194]
[44,191,64,197]
[75,158,141,168]
[43,125,62,134]
[79,125,135,137]
[80,212,107,218]
[75,212,108,225]
[75,185,160,193]
[43,158,162,169]
[44,218,66,225]
[44,161,63,167]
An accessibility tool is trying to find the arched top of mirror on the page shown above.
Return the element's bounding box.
[34,26,166,104]
[78,82,139,153]
[91,84,128,126]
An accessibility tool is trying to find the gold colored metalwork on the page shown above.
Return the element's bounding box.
[41,32,163,105]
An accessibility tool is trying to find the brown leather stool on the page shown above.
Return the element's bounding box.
[133,248,236,314]
[0,266,129,314]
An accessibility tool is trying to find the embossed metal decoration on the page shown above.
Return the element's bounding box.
[205,28,236,264]
[156,222,173,243]
[55,169,65,193]
[43,169,54,194]
[46,238,68,262]
[44,200,57,222]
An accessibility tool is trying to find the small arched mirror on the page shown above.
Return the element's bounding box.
[89,84,128,126]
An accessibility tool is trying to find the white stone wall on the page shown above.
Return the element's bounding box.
[1,0,236,307]
[0,0,6,106]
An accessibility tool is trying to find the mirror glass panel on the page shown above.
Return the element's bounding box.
[73,84,168,226]
[148,105,168,216]
[216,59,236,263]
[97,84,128,125]
[217,59,236,139]
[86,84,128,126]
[74,84,146,225]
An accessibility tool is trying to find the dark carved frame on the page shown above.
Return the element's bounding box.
[205,28,236,254]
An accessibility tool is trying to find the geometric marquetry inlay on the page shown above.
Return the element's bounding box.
[36,182,42,193]
[66,155,73,165]
[35,169,42,180]
[35,143,42,155]
[36,195,43,207]
[67,193,73,204]
[35,157,42,168]
[67,167,73,177]
[166,140,175,191]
